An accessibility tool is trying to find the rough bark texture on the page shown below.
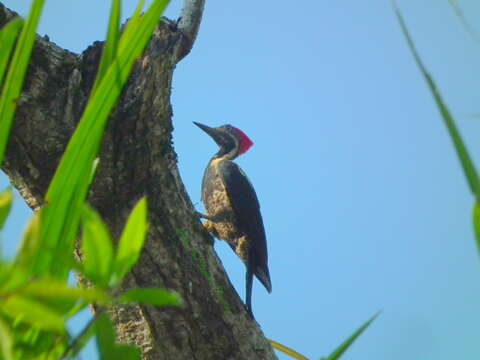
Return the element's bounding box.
[0,3,277,359]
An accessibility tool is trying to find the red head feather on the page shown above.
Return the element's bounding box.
[232,127,254,154]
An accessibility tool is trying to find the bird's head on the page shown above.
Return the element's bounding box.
[194,122,253,160]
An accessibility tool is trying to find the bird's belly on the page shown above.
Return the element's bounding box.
[204,177,247,259]
[205,188,239,240]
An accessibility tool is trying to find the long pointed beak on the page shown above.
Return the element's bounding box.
[193,122,222,143]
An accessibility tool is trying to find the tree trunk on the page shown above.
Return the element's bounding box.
[0,3,277,359]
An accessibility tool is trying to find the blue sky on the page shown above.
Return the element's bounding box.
[2,0,480,359]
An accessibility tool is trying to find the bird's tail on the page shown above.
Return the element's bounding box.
[255,266,272,293]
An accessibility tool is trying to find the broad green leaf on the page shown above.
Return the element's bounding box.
[81,205,114,288]
[0,0,45,165]
[91,0,121,95]
[95,313,117,360]
[35,0,170,281]
[394,3,480,197]
[0,18,24,88]
[0,317,14,360]
[269,338,309,360]
[119,288,181,307]
[112,198,148,285]
[325,312,379,360]
[14,211,41,274]
[1,295,65,332]
[0,188,13,231]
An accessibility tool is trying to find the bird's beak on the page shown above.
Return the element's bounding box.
[193,122,223,144]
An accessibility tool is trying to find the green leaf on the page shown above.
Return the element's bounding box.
[19,279,109,305]
[114,344,141,360]
[119,288,181,307]
[473,202,480,255]
[1,295,65,332]
[0,317,14,360]
[325,312,380,360]
[0,18,24,88]
[95,313,117,360]
[112,198,148,285]
[394,3,480,197]
[0,264,29,294]
[91,0,121,95]
[35,0,170,281]
[14,211,42,274]
[0,188,13,231]
[0,0,45,165]
[81,205,114,288]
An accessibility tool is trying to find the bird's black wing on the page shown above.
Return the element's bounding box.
[218,160,272,293]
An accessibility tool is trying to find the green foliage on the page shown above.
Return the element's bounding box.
[0,0,176,358]
[394,3,480,254]
[81,206,114,289]
[324,313,379,360]
[0,188,13,231]
[34,0,170,282]
[120,288,182,307]
[0,0,45,166]
[95,313,141,360]
[111,198,148,286]
[394,4,480,198]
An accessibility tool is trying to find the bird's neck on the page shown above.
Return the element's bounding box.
[213,146,238,161]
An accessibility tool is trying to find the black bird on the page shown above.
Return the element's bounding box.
[194,121,271,319]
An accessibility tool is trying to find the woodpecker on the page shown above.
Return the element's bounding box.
[194,121,271,319]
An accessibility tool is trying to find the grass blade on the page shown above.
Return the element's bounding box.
[0,0,45,165]
[0,317,14,360]
[269,338,309,360]
[0,188,13,231]
[91,0,121,95]
[0,18,24,87]
[394,2,480,197]
[325,312,379,360]
[472,202,480,256]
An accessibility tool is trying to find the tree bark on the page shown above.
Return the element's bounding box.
[0,3,277,359]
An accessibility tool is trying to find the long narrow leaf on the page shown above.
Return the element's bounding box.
[91,0,121,95]
[0,188,13,231]
[36,0,170,281]
[0,18,24,87]
[472,202,480,255]
[325,312,379,360]
[394,3,480,197]
[269,338,309,360]
[0,0,45,165]
[0,317,14,360]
